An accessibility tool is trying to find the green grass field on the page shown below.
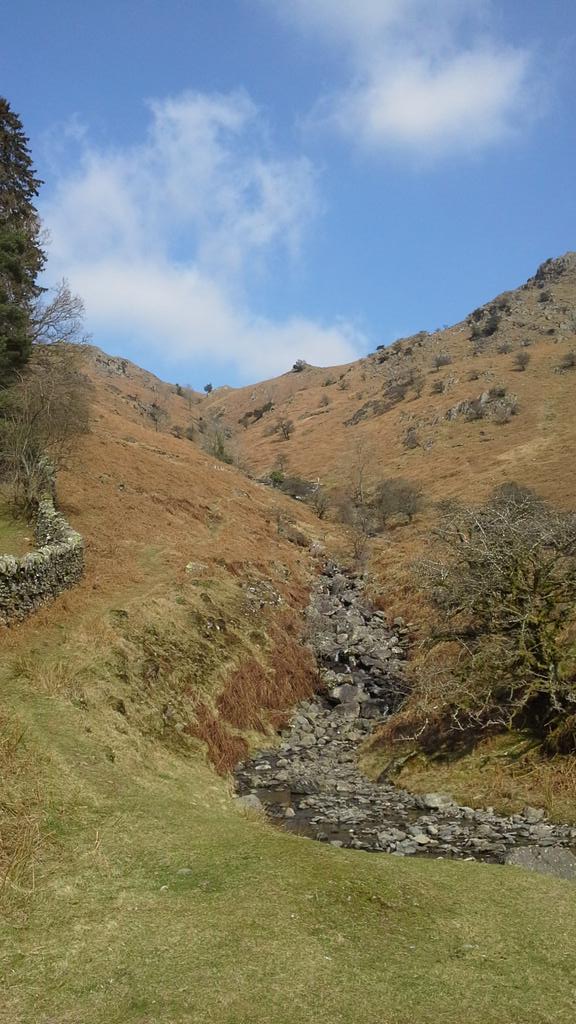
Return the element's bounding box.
[0,499,32,557]
[2,604,576,1024]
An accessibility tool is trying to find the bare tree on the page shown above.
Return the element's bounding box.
[309,482,330,520]
[350,441,371,506]
[31,279,89,345]
[374,478,424,525]
[336,490,375,543]
[350,527,371,566]
[0,344,91,512]
[199,414,234,464]
[275,417,294,440]
[148,402,168,432]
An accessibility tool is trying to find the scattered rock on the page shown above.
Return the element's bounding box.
[522,806,546,824]
[185,561,208,575]
[505,846,576,882]
[420,793,454,811]
[236,793,264,813]
[331,683,362,704]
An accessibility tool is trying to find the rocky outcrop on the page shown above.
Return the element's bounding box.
[531,252,576,285]
[235,566,576,868]
[446,387,518,424]
[0,496,84,626]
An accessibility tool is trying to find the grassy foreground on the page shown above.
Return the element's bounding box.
[1,613,576,1024]
[0,581,569,1024]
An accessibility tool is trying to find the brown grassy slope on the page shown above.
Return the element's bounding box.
[203,252,576,510]
[1,345,340,768]
[22,346,329,611]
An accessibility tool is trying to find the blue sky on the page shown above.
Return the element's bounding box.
[2,0,575,387]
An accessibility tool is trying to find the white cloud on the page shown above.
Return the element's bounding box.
[41,91,363,380]
[263,0,534,155]
[329,48,531,154]
[68,258,362,379]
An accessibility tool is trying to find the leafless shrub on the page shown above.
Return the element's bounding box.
[279,476,313,499]
[309,485,330,519]
[492,481,542,507]
[374,477,424,526]
[351,528,371,566]
[197,414,234,463]
[274,417,295,440]
[432,353,452,371]
[513,351,531,372]
[148,402,168,432]
[335,492,375,539]
[406,489,576,753]
[557,351,576,372]
[0,344,91,513]
[205,429,234,464]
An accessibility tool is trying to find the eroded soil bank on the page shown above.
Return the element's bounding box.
[235,564,576,874]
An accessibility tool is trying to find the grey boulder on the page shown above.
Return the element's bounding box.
[504,846,576,882]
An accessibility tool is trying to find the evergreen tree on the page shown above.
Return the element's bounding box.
[0,97,45,379]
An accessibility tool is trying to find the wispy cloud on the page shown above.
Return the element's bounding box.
[263,0,536,156]
[41,92,364,380]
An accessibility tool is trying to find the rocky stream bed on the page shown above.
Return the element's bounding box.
[234,564,576,879]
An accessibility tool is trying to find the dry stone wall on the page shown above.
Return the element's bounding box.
[0,497,84,626]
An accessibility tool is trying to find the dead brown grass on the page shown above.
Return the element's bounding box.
[382,736,576,823]
[212,613,318,762]
[190,702,249,773]
[216,657,273,730]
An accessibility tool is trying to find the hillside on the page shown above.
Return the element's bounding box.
[204,252,576,509]
[2,255,576,1024]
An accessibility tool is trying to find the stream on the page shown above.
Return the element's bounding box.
[234,564,576,872]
